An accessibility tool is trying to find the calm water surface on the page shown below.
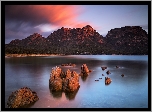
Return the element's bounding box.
[5,55,148,108]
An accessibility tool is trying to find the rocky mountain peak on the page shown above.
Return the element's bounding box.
[9,39,21,45]
[82,25,94,31]
[5,25,148,55]
[28,33,43,40]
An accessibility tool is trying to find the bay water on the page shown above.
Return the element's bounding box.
[5,55,148,108]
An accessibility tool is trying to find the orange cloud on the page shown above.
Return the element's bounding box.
[32,5,80,26]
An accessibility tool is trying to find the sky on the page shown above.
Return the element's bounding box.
[5,5,148,44]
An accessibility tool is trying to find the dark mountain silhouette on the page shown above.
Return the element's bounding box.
[5,25,148,55]
[105,26,148,54]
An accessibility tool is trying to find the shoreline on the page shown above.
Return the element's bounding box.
[5,54,147,58]
[5,54,66,57]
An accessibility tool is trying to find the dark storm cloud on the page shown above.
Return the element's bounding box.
[5,5,50,26]
[5,5,84,27]
[5,20,42,43]
[5,25,42,43]
[5,5,88,43]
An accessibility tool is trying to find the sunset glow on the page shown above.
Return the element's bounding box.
[5,5,148,43]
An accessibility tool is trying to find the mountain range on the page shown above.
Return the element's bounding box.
[5,25,148,55]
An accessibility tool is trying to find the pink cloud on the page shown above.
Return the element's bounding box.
[6,5,94,29]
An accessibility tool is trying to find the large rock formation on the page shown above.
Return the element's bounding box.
[5,25,148,55]
[7,87,39,108]
[49,67,63,91]
[49,66,80,92]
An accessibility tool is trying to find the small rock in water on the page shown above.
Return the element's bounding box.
[105,77,112,85]
[121,74,124,77]
[101,67,107,71]
[116,65,119,68]
[106,70,111,75]
[95,79,99,81]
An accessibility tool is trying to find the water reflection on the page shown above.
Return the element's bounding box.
[65,89,79,100]
[49,88,79,100]
[81,76,88,82]
[49,90,62,99]
[18,102,36,108]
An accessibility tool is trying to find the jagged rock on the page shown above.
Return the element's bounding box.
[106,70,111,75]
[80,64,91,76]
[49,77,63,91]
[49,67,80,92]
[105,77,112,85]
[7,87,39,108]
[63,72,80,92]
[62,70,80,92]
[101,67,107,70]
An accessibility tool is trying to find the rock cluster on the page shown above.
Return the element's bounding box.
[7,87,39,108]
[80,64,92,76]
[49,66,80,92]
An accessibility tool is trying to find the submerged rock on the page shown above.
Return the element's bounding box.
[61,63,76,67]
[7,87,39,108]
[49,67,80,92]
[95,79,99,81]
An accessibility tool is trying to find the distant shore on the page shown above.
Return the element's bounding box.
[5,54,147,58]
[5,54,66,57]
